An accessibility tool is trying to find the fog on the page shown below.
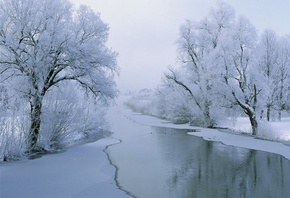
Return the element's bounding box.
[71,0,290,91]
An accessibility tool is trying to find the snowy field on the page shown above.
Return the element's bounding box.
[119,105,290,160]
[0,138,129,198]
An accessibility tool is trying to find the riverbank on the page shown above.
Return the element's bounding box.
[119,105,290,160]
[0,137,129,198]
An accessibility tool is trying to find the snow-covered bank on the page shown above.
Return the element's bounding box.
[120,107,290,160]
[217,117,290,141]
[188,128,290,160]
[0,138,130,198]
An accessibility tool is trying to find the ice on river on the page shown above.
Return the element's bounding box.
[0,138,129,198]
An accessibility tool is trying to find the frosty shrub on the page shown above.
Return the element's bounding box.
[39,86,107,150]
[0,82,109,161]
[124,89,196,124]
[124,89,158,116]
[156,90,193,124]
[257,121,277,141]
[0,106,30,161]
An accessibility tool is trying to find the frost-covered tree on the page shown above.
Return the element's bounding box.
[275,36,290,119]
[161,2,267,134]
[256,29,279,121]
[163,2,235,127]
[217,16,262,135]
[0,0,118,151]
[252,30,290,122]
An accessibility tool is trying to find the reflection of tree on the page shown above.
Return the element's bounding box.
[153,126,290,198]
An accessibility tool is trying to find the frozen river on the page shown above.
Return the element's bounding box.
[107,103,290,198]
[1,101,290,198]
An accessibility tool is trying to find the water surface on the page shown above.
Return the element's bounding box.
[108,125,290,198]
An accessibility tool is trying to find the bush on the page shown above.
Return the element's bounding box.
[39,87,107,150]
[0,108,30,161]
[257,121,277,141]
[0,86,108,162]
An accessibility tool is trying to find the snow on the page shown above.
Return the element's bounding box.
[218,117,290,141]
[118,103,290,160]
[188,127,290,160]
[0,138,129,198]
[270,117,290,139]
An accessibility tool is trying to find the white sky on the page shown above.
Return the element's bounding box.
[71,0,290,92]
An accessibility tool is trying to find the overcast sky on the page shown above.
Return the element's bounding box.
[71,0,290,92]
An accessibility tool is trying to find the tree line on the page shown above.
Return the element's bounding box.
[159,2,290,135]
[129,2,290,136]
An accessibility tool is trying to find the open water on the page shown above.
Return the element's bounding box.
[107,109,290,198]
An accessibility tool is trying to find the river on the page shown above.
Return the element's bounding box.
[106,103,290,198]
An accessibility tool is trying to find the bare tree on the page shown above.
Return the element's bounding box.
[0,0,118,151]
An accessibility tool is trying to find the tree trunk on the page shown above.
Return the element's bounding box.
[203,101,213,127]
[29,95,43,150]
[266,104,271,121]
[249,114,258,136]
[278,110,282,121]
[250,84,259,136]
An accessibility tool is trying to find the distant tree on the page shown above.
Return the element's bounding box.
[0,0,118,151]
[276,36,290,120]
[256,29,279,121]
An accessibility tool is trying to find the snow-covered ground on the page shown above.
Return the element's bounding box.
[119,106,290,160]
[218,117,290,141]
[0,138,130,198]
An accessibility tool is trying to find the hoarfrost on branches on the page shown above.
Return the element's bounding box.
[127,2,290,136]
[0,0,118,158]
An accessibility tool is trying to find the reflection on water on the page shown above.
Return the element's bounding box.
[108,126,290,198]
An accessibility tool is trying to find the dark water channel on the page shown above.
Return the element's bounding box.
[108,126,290,198]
